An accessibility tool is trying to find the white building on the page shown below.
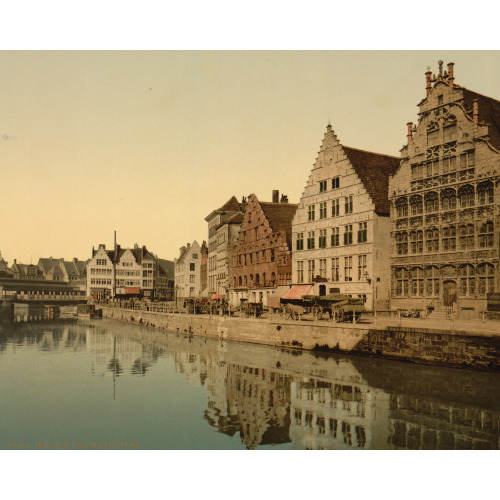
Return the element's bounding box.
[291,125,399,310]
[174,241,203,299]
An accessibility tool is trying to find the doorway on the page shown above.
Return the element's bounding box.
[443,280,457,307]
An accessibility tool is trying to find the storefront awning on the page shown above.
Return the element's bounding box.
[282,285,313,300]
[124,287,141,295]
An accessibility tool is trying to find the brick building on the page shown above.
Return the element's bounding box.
[229,192,297,306]
[291,125,399,310]
[389,61,500,317]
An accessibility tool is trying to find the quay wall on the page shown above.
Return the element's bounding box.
[101,307,500,372]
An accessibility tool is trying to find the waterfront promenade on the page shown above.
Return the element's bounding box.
[100,304,500,372]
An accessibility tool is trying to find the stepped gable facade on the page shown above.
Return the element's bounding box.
[389,61,500,317]
[230,191,297,306]
[292,125,398,310]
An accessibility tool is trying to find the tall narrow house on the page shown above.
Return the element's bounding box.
[390,62,500,317]
[292,125,399,310]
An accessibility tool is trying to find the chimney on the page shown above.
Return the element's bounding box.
[280,194,289,203]
[272,190,279,203]
[407,122,413,144]
[425,70,432,97]
[473,99,479,124]
[447,62,454,88]
[14,259,16,265]
[114,231,117,255]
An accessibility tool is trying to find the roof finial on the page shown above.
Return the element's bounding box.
[438,60,443,76]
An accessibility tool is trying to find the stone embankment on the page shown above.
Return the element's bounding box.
[101,306,500,372]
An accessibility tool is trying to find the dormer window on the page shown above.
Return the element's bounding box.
[438,95,443,105]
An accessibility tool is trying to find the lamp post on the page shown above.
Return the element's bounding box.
[175,285,179,308]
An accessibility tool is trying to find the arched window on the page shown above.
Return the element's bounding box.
[425,192,439,213]
[441,188,457,210]
[395,197,408,218]
[410,267,424,296]
[442,226,457,251]
[271,272,276,283]
[425,266,440,296]
[395,231,408,255]
[443,117,457,142]
[458,185,475,208]
[477,263,495,295]
[427,121,439,146]
[249,274,254,284]
[459,264,475,297]
[238,276,242,286]
[478,221,494,248]
[425,228,439,253]
[410,195,423,215]
[478,181,494,205]
[459,224,475,250]
[410,230,423,254]
[244,276,248,285]
[395,268,409,296]
[255,274,260,285]
[262,272,266,284]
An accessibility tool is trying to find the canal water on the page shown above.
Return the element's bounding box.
[0,317,498,450]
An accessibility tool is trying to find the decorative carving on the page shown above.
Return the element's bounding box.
[410,217,423,227]
[426,215,439,225]
[396,220,408,229]
[442,212,456,223]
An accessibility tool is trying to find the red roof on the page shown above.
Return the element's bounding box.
[343,147,400,216]
[282,285,313,300]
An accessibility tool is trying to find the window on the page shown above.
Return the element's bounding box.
[459,185,475,208]
[319,229,327,248]
[425,266,440,297]
[331,227,340,247]
[190,263,195,271]
[410,268,424,297]
[332,199,340,217]
[358,255,367,281]
[477,263,495,296]
[332,177,340,189]
[331,258,340,281]
[427,122,439,146]
[344,195,353,214]
[307,231,315,249]
[296,232,304,251]
[344,257,352,281]
[459,150,475,169]
[308,205,315,221]
[459,224,475,250]
[441,189,457,210]
[459,265,475,297]
[443,122,457,142]
[442,225,457,251]
[319,180,327,192]
[357,222,367,243]
[411,163,425,179]
[396,198,408,218]
[425,228,439,253]
[410,230,423,254]
[478,221,494,248]
[297,261,304,284]
[410,195,423,215]
[307,260,315,282]
[395,268,409,296]
[425,192,439,213]
[189,287,195,296]
[344,225,353,245]
[319,259,327,279]
[190,275,195,283]
[192,253,198,259]
[478,182,494,205]
[437,95,443,105]
[396,231,408,255]
[442,156,457,173]
[319,201,327,219]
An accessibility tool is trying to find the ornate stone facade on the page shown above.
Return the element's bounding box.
[389,62,500,316]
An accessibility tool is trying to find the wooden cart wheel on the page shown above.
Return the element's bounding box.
[280,306,290,319]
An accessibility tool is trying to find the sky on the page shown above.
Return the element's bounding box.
[2,50,500,264]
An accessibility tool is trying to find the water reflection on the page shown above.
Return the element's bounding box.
[0,320,498,450]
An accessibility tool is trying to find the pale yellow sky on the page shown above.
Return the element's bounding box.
[1,50,500,263]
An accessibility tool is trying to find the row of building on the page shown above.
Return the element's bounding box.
[175,62,500,317]
[0,241,176,301]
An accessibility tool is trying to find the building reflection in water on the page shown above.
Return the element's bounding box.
[1,321,498,449]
